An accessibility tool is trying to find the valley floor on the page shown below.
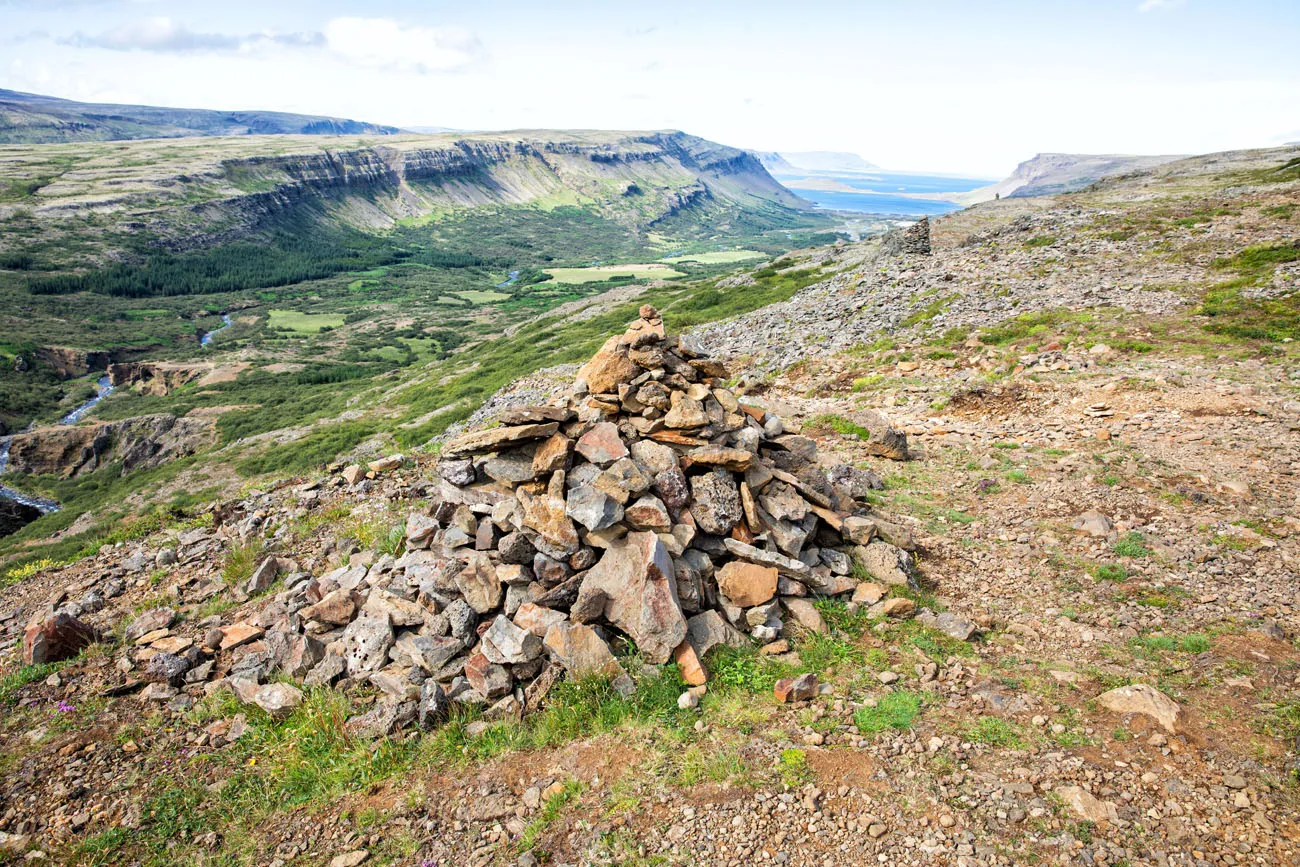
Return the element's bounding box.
[0,145,1298,866]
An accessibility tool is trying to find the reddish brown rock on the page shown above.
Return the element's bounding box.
[465,650,512,699]
[532,433,573,475]
[219,622,265,651]
[577,335,642,395]
[23,614,96,665]
[715,561,778,608]
[673,639,707,686]
[575,422,628,466]
[774,672,818,703]
[518,471,580,555]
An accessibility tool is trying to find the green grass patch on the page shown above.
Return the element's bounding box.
[962,716,1024,747]
[660,250,766,265]
[0,661,67,705]
[1111,532,1151,558]
[266,310,346,333]
[1024,235,1057,248]
[1090,563,1129,582]
[543,264,684,285]
[854,690,923,734]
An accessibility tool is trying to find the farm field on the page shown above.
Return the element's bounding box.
[660,249,766,264]
[543,263,685,284]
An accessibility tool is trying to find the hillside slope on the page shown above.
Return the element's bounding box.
[0,88,401,144]
[961,151,1186,204]
[0,141,1297,867]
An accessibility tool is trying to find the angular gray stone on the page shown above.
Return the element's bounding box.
[543,622,621,677]
[565,486,624,532]
[480,615,543,665]
[853,540,917,588]
[722,538,811,579]
[340,613,395,677]
[689,468,742,535]
[685,610,748,660]
[392,633,462,672]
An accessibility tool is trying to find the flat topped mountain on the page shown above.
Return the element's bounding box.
[0,129,806,261]
[963,151,1187,204]
[0,87,401,144]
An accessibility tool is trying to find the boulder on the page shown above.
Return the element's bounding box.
[124,607,177,643]
[577,334,642,395]
[1056,786,1119,824]
[575,422,628,466]
[572,531,685,664]
[454,552,503,614]
[481,615,543,665]
[853,541,916,587]
[442,422,560,459]
[1097,683,1182,733]
[774,673,818,702]
[340,613,395,677]
[685,610,748,659]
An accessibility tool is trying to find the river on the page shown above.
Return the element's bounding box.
[201,313,233,347]
[0,437,60,514]
[59,374,114,425]
[0,371,116,518]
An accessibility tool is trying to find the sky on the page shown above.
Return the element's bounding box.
[2,0,1299,177]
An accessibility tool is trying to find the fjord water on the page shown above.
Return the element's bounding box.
[775,171,993,216]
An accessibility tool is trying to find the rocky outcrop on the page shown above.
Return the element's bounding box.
[5,414,215,479]
[108,362,210,396]
[0,499,42,536]
[33,346,153,380]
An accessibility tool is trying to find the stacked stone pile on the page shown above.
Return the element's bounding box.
[22,306,921,734]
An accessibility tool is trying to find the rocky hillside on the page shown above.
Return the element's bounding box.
[0,88,401,144]
[0,141,1297,866]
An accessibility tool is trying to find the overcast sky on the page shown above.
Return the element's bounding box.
[3,0,1298,177]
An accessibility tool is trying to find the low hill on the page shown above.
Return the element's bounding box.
[961,152,1186,203]
[0,88,401,144]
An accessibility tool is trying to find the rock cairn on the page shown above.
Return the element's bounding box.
[878,216,931,257]
[28,306,920,734]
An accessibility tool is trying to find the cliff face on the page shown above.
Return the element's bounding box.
[175,131,808,248]
[5,415,215,479]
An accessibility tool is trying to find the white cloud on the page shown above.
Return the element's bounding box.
[323,18,482,74]
[61,17,323,54]
[1138,0,1185,12]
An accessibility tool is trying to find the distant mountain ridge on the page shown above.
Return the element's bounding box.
[962,152,1187,204]
[0,88,402,144]
[752,150,880,175]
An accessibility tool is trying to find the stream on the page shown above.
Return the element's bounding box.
[0,371,116,518]
[0,437,59,514]
[59,374,114,425]
[200,313,233,347]
[496,270,521,288]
